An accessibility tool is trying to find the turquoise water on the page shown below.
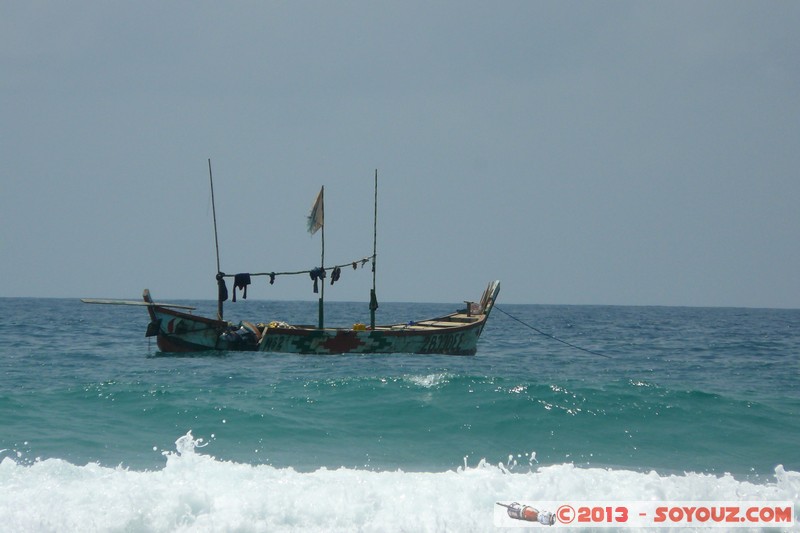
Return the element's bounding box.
[1,298,798,531]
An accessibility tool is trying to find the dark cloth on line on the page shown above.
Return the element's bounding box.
[233,273,251,302]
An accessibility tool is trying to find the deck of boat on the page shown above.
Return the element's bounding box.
[374,312,483,331]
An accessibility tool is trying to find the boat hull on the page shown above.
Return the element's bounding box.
[144,292,259,352]
[259,320,485,355]
[142,281,500,355]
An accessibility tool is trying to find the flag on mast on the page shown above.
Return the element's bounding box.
[307,186,324,235]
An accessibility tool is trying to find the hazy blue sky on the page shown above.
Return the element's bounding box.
[2,2,799,308]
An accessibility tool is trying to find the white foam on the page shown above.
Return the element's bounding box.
[0,432,797,532]
[405,373,451,388]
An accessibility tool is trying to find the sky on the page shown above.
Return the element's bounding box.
[2,1,799,308]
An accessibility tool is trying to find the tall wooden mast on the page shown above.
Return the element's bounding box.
[208,158,224,321]
[370,170,379,329]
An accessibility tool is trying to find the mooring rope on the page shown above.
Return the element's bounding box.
[495,306,612,359]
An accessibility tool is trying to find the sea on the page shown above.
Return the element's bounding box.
[0,297,798,532]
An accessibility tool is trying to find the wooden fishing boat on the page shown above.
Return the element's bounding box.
[137,280,500,355]
[82,162,500,355]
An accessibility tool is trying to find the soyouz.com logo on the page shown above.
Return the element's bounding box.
[494,501,795,528]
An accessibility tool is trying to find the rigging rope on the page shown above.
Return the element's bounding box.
[495,305,612,359]
[219,254,375,279]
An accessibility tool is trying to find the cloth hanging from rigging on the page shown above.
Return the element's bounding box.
[370,288,379,311]
[309,267,326,293]
[216,253,375,293]
[330,266,341,285]
[233,273,251,302]
[216,272,228,302]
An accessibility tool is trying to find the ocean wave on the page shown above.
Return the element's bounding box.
[0,432,797,533]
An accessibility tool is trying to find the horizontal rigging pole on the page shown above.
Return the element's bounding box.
[81,299,196,310]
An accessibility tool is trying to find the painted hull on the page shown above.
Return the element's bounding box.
[145,297,259,352]
[259,318,486,355]
[144,281,500,355]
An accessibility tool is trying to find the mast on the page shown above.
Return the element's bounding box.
[208,158,224,321]
[318,186,325,329]
[307,185,325,329]
[370,169,379,329]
